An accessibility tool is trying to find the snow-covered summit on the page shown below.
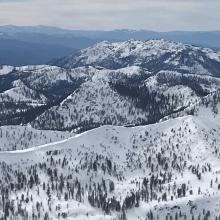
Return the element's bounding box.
[53,39,220,77]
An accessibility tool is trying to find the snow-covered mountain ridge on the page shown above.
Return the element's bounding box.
[54,39,220,77]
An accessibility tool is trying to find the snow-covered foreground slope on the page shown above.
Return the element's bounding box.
[1,109,220,219]
[0,125,74,151]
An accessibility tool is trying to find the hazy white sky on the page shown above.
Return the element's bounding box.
[0,0,220,31]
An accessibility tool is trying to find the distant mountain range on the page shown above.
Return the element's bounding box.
[1,25,220,66]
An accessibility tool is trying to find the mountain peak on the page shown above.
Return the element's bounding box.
[53,39,220,77]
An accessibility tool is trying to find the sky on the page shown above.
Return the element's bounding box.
[0,0,220,31]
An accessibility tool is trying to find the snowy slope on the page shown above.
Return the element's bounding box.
[0,79,48,104]
[161,87,220,123]
[31,78,150,131]
[0,65,14,75]
[0,65,92,126]
[1,112,220,219]
[0,125,74,151]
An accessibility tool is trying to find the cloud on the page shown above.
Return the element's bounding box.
[0,0,219,31]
